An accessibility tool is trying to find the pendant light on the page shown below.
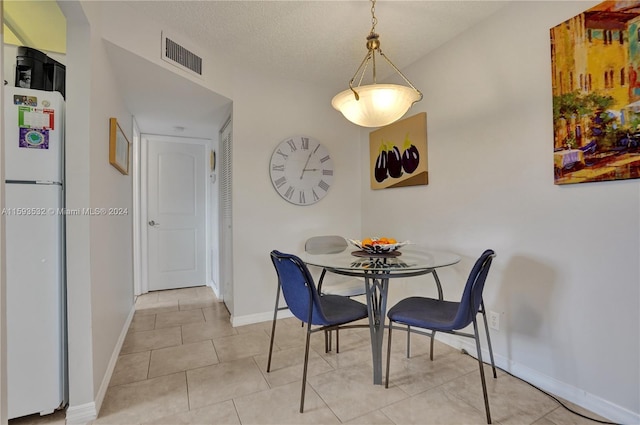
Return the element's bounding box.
[331,0,423,128]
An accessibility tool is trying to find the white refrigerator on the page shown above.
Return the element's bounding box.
[3,87,66,419]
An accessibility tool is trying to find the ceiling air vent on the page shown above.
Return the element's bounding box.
[161,31,202,77]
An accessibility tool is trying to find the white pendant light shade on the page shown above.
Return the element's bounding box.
[332,84,421,128]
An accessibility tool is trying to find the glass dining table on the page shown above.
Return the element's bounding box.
[300,245,461,385]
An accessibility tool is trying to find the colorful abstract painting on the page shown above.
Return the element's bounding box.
[551,1,640,184]
[369,112,428,190]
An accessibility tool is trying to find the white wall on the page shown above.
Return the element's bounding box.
[61,1,134,421]
[230,68,362,322]
[361,2,639,423]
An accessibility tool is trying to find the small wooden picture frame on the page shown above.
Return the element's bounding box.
[109,117,130,175]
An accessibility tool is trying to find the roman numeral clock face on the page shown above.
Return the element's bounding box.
[269,136,334,206]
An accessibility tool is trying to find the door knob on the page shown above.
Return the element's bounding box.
[148,220,159,226]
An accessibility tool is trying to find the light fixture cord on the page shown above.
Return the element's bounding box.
[370,0,378,35]
[347,0,423,103]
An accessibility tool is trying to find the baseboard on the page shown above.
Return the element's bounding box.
[93,305,136,418]
[65,401,97,425]
[208,280,221,299]
[231,309,293,327]
[448,336,639,425]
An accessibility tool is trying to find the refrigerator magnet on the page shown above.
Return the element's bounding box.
[19,128,49,149]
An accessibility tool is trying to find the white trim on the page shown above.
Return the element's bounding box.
[231,309,293,327]
[132,119,142,296]
[435,334,638,425]
[65,401,97,425]
[93,305,135,418]
[139,136,149,294]
[209,281,221,299]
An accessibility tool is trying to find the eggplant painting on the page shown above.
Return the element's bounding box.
[369,112,428,189]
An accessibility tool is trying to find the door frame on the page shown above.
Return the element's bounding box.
[138,134,212,294]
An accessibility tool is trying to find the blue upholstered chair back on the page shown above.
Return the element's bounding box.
[451,249,495,330]
[270,250,329,326]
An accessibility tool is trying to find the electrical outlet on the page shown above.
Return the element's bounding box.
[488,311,500,331]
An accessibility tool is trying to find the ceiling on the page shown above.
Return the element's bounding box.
[3,1,510,138]
[125,1,509,91]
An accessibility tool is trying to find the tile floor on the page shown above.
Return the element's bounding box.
[10,286,610,425]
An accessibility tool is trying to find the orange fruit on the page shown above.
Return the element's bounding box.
[388,238,397,244]
[361,238,373,246]
[378,237,389,244]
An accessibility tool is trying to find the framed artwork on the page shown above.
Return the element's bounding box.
[551,1,640,184]
[369,112,428,189]
[109,117,130,175]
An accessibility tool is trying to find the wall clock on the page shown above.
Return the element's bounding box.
[269,136,334,206]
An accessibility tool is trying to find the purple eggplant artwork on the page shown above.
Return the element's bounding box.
[369,112,428,189]
[374,144,389,182]
[401,133,420,174]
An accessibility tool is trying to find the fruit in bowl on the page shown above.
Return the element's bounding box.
[348,237,409,253]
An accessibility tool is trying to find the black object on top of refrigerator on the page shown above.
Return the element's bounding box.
[15,46,66,99]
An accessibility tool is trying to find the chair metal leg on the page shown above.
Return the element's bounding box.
[267,282,282,373]
[300,326,312,413]
[336,328,340,353]
[430,330,436,361]
[385,324,393,388]
[480,302,497,378]
[406,325,411,358]
[473,318,492,424]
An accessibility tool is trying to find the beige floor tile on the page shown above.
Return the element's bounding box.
[95,372,189,424]
[344,410,395,424]
[381,387,488,425]
[178,295,218,311]
[196,285,216,298]
[155,308,205,329]
[134,300,180,316]
[233,381,340,424]
[268,321,309,350]
[235,320,273,335]
[315,339,373,371]
[156,287,201,302]
[129,313,156,332]
[539,404,611,425]
[202,305,232,322]
[441,367,558,425]
[142,400,240,425]
[386,350,479,396]
[181,320,237,344]
[187,357,270,409]
[121,326,182,354]
[148,340,218,378]
[254,345,334,388]
[307,364,409,422]
[212,331,272,362]
[109,351,151,387]
[135,292,159,306]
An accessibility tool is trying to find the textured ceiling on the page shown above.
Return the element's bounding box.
[126,1,509,91]
[107,1,509,137]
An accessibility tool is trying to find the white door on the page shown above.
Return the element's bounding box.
[146,136,207,291]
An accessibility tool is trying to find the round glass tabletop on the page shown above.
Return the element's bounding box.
[301,245,461,273]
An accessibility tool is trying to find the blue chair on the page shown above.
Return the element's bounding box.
[385,249,497,424]
[305,235,367,352]
[267,250,368,413]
